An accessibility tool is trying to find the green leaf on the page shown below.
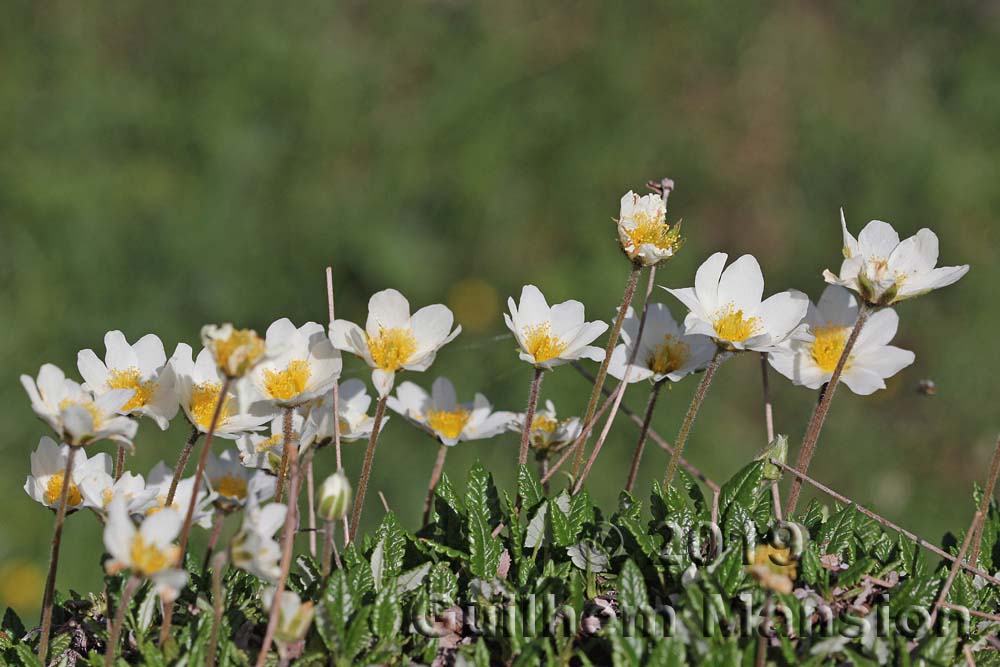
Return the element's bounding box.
[372,512,406,588]
[816,505,856,558]
[518,464,544,510]
[617,559,647,613]
[718,460,764,519]
[395,562,432,596]
[712,546,746,598]
[466,462,502,579]
[318,570,353,650]
[549,492,575,547]
[428,562,458,603]
[371,587,402,639]
[14,644,44,667]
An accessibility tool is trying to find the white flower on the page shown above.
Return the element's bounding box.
[205,449,275,510]
[262,588,315,645]
[664,253,808,352]
[617,190,683,266]
[607,304,716,384]
[79,470,159,516]
[103,496,187,601]
[328,289,461,397]
[21,364,139,447]
[236,413,303,474]
[768,286,915,395]
[145,462,216,529]
[230,493,287,583]
[387,377,514,447]
[169,344,271,438]
[300,379,377,449]
[200,324,267,379]
[507,400,582,456]
[77,331,179,430]
[504,285,608,369]
[248,319,342,410]
[823,211,969,306]
[23,437,111,511]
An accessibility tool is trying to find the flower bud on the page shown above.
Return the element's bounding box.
[317,470,352,522]
[201,324,266,378]
[758,434,787,481]
[616,190,684,267]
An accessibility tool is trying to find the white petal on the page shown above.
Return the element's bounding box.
[104,331,138,370]
[840,208,860,257]
[77,349,109,391]
[839,368,886,396]
[694,252,728,315]
[851,345,914,379]
[366,289,411,337]
[815,285,858,327]
[410,304,457,355]
[513,285,550,329]
[856,220,900,259]
[132,334,167,375]
[855,308,899,349]
[372,369,395,397]
[430,377,458,411]
[549,300,586,338]
[717,254,764,312]
[887,228,939,276]
[662,287,708,321]
[755,290,809,343]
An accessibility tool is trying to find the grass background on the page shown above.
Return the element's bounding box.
[1,2,997,617]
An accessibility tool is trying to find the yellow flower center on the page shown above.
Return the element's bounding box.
[646,335,690,375]
[130,534,178,576]
[58,398,103,429]
[43,473,83,507]
[523,323,568,363]
[367,327,418,371]
[256,433,284,453]
[211,329,266,377]
[810,324,850,373]
[215,474,248,500]
[107,367,158,411]
[426,408,471,440]
[713,304,760,343]
[189,382,234,430]
[623,212,682,254]
[262,360,312,401]
[531,414,558,434]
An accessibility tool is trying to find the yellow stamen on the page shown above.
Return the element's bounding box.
[713,304,760,343]
[58,398,103,429]
[107,367,157,411]
[646,335,690,375]
[210,329,266,377]
[255,433,284,453]
[531,414,558,434]
[215,474,248,500]
[426,408,471,440]
[130,534,178,576]
[367,327,418,372]
[43,473,82,507]
[262,359,312,401]
[810,323,850,373]
[189,382,233,430]
[523,323,568,363]
[623,212,682,254]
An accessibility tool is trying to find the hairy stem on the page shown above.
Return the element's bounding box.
[517,368,545,467]
[969,435,1000,566]
[205,551,228,667]
[663,350,728,488]
[165,427,202,507]
[202,510,225,573]
[37,445,78,663]
[326,266,349,545]
[274,408,294,503]
[114,443,127,482]
[349,395,388,540]
[785,306,870,516]
[104,575,139,667]
[625,381,664,493]
[423,444,448,525]
[306,452,317,557]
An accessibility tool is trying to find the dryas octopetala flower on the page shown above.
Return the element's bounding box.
[236,412,303,474]
[329,289,461,397]
[507,400,582,456]
[317,470,352,522]
[617,190,683,266]
[104,495,188,601]
[300,379,377,449]
[607,303,716,384]
[768,285,915,395]
[77,331,178,430]
[24,437,112,511]
[169,344,271,438]
[230,493,287,583]
[145,462,216,528]
[823,211,969,307]
[262,588,315,646]
[205,450,275,511]
[248,319,342,410]
[664,253,809,352]
[200,324,267,379]
[79,469,159,516]
[387,377,514,447]
[504,285,608,369]
[21,364,139,447]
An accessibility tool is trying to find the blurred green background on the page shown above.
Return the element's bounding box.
[2,1,997,617]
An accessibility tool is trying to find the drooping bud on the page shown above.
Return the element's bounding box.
[758,434,788,481]
[201,324,266,378]
[317,470,352,522]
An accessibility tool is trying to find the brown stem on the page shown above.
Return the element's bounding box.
[518,368,545,467]
[37,445,78,663]
[969,435,1000,566]
[663,350,728,488]
[771,458,1000,587]
[785,306,871,516]
[423,444,448,525]
[349,395,388,540]
[930,511,982,627]
[166,427,202,507]
[322,520,342,578]
[114,443,126,481]
[274,408,294,503]
[625,381,664,493]
[943,602,1000,624]
[306,452,317,557]
[573,263,642,477]
[540,389,617,486]
[104,574,139,667]
[206,551,228,667]
[163,376,231,645]
[255,424,302,667]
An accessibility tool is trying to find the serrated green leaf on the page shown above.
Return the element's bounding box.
[549,492,575,547]
[466,462,502,579]
[428,562,458,603]
[396,561,432,595]
[518,464,544,510]
[712,546,746,597]
[816,505,856,558]
[718,460,764,519]
[371,587,402,639]
[617,559,647,613]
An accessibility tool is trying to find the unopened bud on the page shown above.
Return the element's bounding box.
[317,470,352,522]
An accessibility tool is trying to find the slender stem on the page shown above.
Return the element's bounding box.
[163,376,231,645]
[255,424,302,667]
[625,381,664,493]
[326,266,348,546]
[771,458,1000,587]
[104,574,140,667]
[202,510,225,572]
[664,350,728,488]
[37,445,78,663]
[969,435,1000,566]
[574,380,630,495]
[518,368,545,467]
[322,520,342,578]
[759,352,782,520]
[348,396,388,540]
[785,306,871,516]
[206,551,228,667]
[930,511,982,627]
[943,602,1000,624]
[306,453,317,557]
[573,262,642,477]
[114,443,126,481]
[166,427,202,507]
[274,408,294,503]
[540,388,617,486]
[423,444,449,525]
[539,456,550,495]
